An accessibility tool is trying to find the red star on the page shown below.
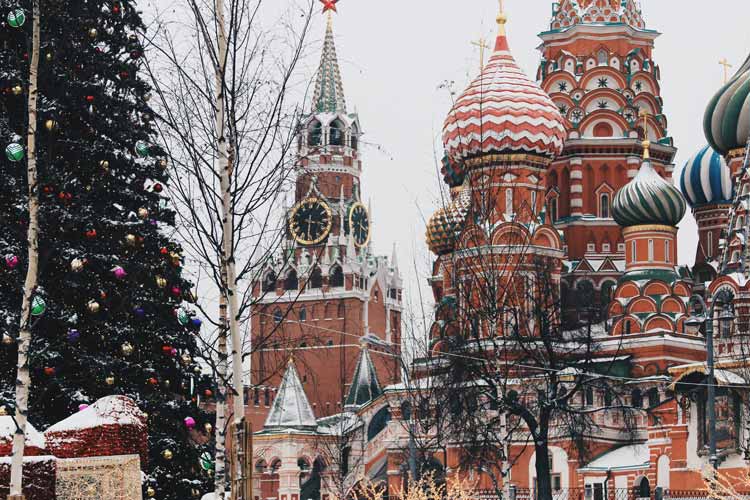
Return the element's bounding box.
[320,0,339,14]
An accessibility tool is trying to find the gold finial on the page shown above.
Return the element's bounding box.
[471,35,491,71]
[719,58,733,84]
[639,108,651,160]
[496,0,507,35]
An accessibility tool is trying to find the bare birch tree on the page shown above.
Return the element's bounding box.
[9,1,40,497]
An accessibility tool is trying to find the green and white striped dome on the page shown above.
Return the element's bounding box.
[613,158,686,228]
[704,53,750,155]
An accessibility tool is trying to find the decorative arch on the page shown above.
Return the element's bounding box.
[630,71,660,95]
[616,282,641,299]
[543,71,577,94]
[459,225,490,249]
[284,269,299,291]
[661,297,684,315]
[309,267,323,289]
[531,226,562,249]
[307,119,323,147]
[644,315,674,332]
[627,296,658,315]
[329,118,346,146]
[263,270,277,293]
[580,68,627,91]
[350,121,360,150]
[579,111,629,139]
[491,222,531,246]
[329,265,344,288]
[643,281,671,297]
[367,406,392,441]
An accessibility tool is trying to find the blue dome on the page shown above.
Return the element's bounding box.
[679,145,733,208]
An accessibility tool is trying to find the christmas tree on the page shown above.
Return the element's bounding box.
[0,1,215,498]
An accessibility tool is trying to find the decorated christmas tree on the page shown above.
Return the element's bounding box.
[0,1,215,498]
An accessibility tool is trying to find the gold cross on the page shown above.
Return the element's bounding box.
[471,36,491,70]
[639,108,651,159]
[719,58,733,84]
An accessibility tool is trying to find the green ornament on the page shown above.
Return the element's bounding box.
[30,296,46,316]
[5,143,24,162]
[135,140,150,158]
[176,308,190,326]
[7,9,25,28]
[199,451,214,471]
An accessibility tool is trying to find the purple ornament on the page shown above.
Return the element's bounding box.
[191,318,202,328]
[112,266,127,279]
[5,254,18,269]
[184,416,196,429]
[67,329,80,342]
[170,348,177,357]
[133,306,145,318]
[78,404,89,412]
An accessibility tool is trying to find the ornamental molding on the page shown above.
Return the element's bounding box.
[463,153,552,169]
[622,224,677,236]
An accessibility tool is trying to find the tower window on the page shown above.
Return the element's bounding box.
[631,240,637,261]
[505,189,514,216]
[284,269,298,291]
[707,232,713,258]
[597,49,608,66]
[330,119,345,146]
[309,267,323,289]
[665,240,670,262]
[624,319,632,335]
[549,196,559,222]
[599,193,610,218]
[262,271,277,292]
[351,123,359,150]
[299,307,307,322]
[273,308,283,324]
[308,120,322,147]
[330,265,344,288]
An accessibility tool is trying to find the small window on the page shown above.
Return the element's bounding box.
[648,239,654,261]
[585,386,595,407]
[598,49,608,65]
[707,232,714,258]
[264,388,271,406]
[299,307,307,322]
[599,193,610,218]
[624,319,632,335]
[631,240,637,260]
[665,240,670,262]
[330,119,345,146]
[273,309,283,323]
[647,388,660,408]
[263,271,277,292]
[587,243,596,252]
[631,389,643,408]
[284,270,298,291]
[308,120,322,146]
[327,339,334,346]
[309,267,323,289]
[253,388,260,406]
[330,266,344,288]
[617,243,626,252]
[602,243,611,252]
[505,189,514,216]
[550,197,559,222]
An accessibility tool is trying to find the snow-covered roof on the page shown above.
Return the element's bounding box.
[316,412,361,436]
[46,396,144,433]
[263,360,317,432]
[345,346,382,409]
[579,444,649,472]
[0,417,46,449]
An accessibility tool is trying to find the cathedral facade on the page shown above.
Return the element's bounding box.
[250,2,750,500]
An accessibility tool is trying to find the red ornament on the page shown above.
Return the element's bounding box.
[160,247,168,255]
[113,4,120,14]
[161,345,173,355]
[171,285,181,297]
[85,229,97,239]
[85,95,95,103]
[44,367,55,376]
[148,377,158,386]
[320,0,339,13]
[153,183,163,193]
[119,71,129,79]
[58,192,65,200]
[204,389,213,398]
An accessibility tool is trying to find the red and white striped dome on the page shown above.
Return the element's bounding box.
[443,28,567,162]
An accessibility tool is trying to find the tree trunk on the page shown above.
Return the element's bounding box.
[9,1,41,497]
[534,414,553,500]
[214,279,230,499]
[214,0,246,493]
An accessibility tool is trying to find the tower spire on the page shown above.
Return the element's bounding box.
[312,0,347,114]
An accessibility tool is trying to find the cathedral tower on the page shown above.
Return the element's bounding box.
[537,0,677,320]
[249,8,403,429]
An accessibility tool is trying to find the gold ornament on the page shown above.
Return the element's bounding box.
[193,366,202,374]
[12,85,22,96]
[163,379,171,389]
[207,469,214,477]
[88,28,98,38]
[99,160,110,170]
[105,375,115,386]
[191,488,200,497]
[146,487,155,498]
[71,258,85,272]
[45,52,52,61]
[0,406,7,416]
[138,207,149,219]
[155,276,167,288]
[2,334,13,345]
[121,342,134,356]
[87,300,100,313]
[158,158,167,169]
[125,234,137,246]
[204,422,212,433]
[44,119,57,131]
[161,449,173,460]
[180,353,192,366]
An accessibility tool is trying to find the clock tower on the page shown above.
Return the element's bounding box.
[248,9,403,428]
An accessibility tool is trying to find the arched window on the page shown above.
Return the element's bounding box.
[273,308,283,324]
[624,319,632,335]
[599,193,610,218]
[636,477,651,499]
[270,459,282,473]
[597,49,608,65]
[367,407,392,441]
[631,389,643,408]
[707,232,714,258]
[593,121,614,138]
[330,265,344,288]
[351,123,359,150]
[308,120,322,147]
[255,460,268,474]
[549,196,559,223]
[299,307,307,322]
[505,189,514,216]
[329,119,345,146]
[309,267,323,289]
[647,388,660,408]
[262,271,277,292]
[337,302,345,318]
[284,269,298,291]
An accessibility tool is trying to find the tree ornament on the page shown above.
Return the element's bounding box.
[146,487,155,498]
[191,318,202,329]
[155,276,167,288]
[203,389,213,398]
[125,233,138,247]
[5,254,19,269]
[67,329,80,343]
[85,229,97,239]
[112,266,127,279]
[180,353,192,365]
[135,140,150,157]
[85,95,95,103]
[153,183,163,193]
[161,449,173,461]
[199,451,214,470]
[161,345,173,356]
[87,300,100,313]
[88,28,98,38]
[5,143,24,162]
[204,422,212,433]
[193,366,202,375]
[158,158,168,169]
[176,308,190,326]
[148,377,158,386]
[184,416,196,429]
[105,375,115,386]
[133,306,145,318]
[7,9,25,28]
[99,159,110,170]
[159,247,168,255]
[12,85,22,95]
[45,52,52,61]
[44,367,55,376]
[121,342,134,356]
[184,290,197,303]
[191,488,200,498]
[44,119,57,131]
[78,404,89,411]
[163,379,171,389]
[31,296,46,316]
[137,207,148,219]
[171,285,181,296]
[70,258,85,272]
[2,334,14,345]
[0,406,8,416]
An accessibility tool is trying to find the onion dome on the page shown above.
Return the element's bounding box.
[679,145,733,208]
[704,53,750,155]
[443,9,566,163]
[613,147,686,227]
[426,184,471,256]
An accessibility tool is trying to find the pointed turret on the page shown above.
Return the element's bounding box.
[312,15,347,114]
[345,345,382,410]
[264,360,317,432]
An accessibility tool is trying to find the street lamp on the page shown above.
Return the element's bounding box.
[686,289,735,469]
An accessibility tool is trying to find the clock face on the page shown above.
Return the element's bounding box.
[289,198,333,246]
[349,202,371,248]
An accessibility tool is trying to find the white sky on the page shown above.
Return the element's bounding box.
[313,0,750,304]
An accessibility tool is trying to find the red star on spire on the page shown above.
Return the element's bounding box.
[320,0,339,14]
